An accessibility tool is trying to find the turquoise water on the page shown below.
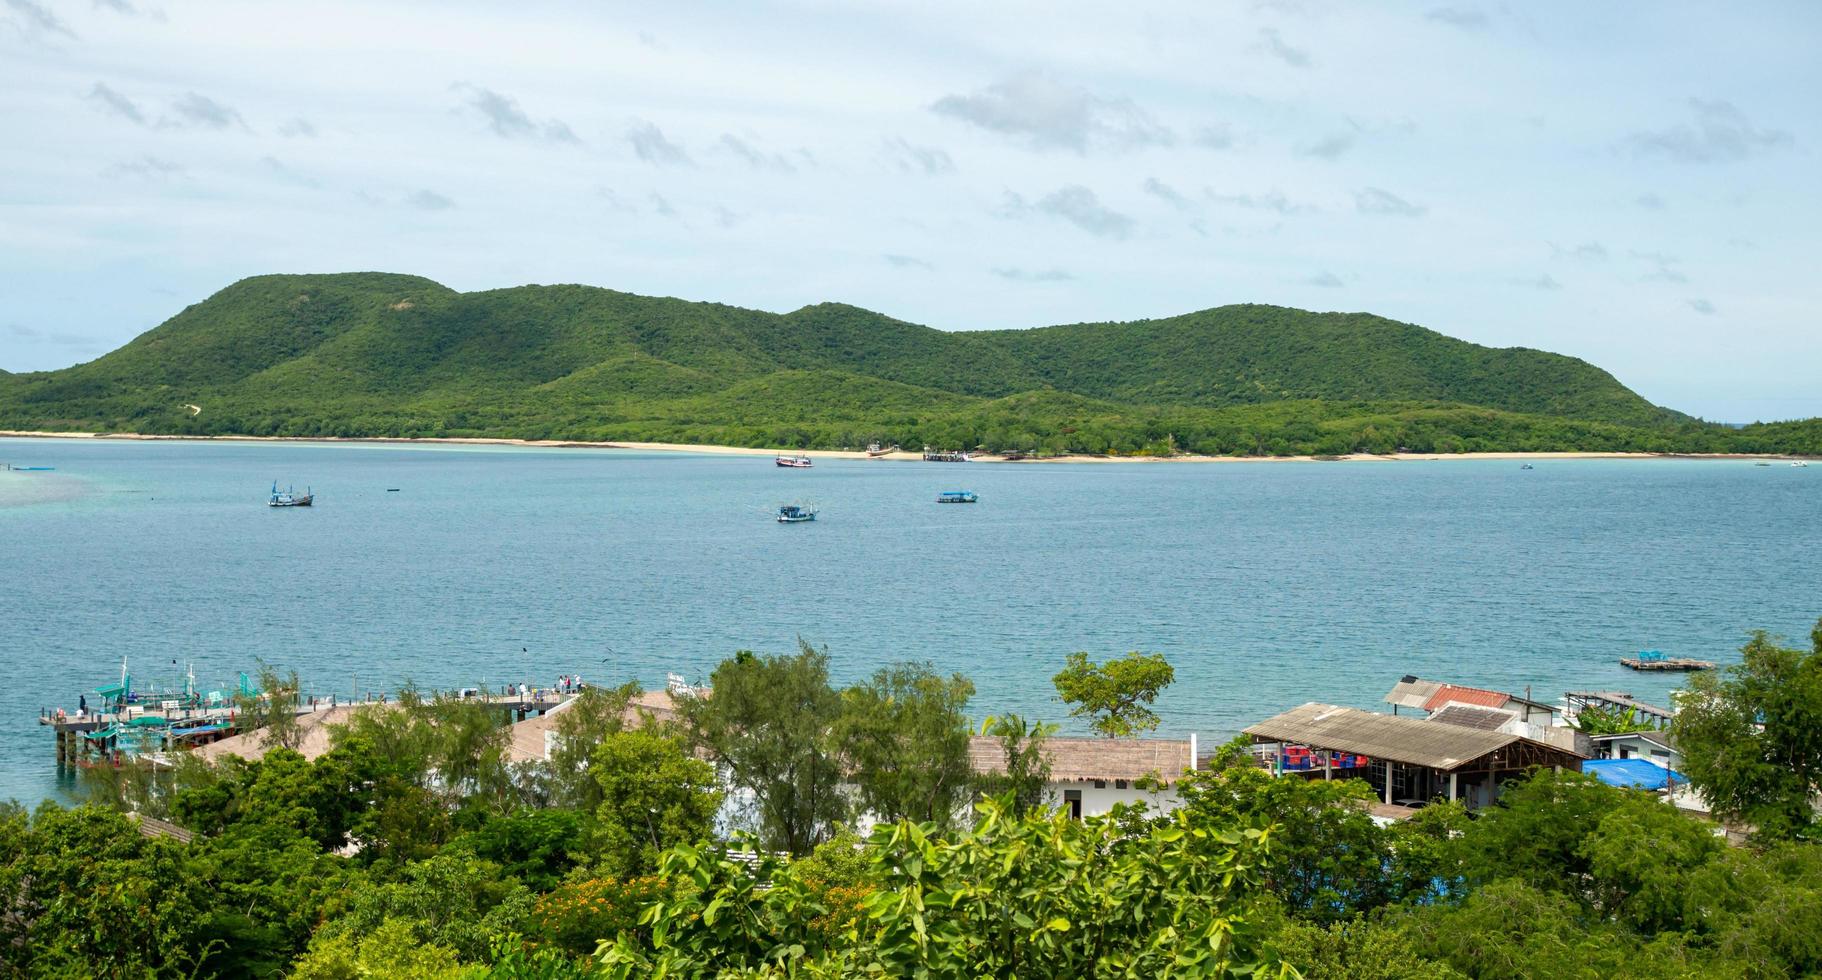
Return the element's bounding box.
[4,437,1818,805]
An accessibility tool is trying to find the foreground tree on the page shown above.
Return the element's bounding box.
[588,728,722,876]
[1180,739,1393,921]
[977,714,1056,817]
[1672,617,1822,840]
[1052,651,1176,737]
[598,797,1291,978]
[546,682,641,811]
[679,644,847,855]
[233,662,305,752]
[835,662,976,833]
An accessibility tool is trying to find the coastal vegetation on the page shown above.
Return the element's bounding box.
[1053,650,1177,737]
[3,272,1812,456]
[8,624,1822,976]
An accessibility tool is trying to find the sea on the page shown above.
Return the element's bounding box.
[3,436,1817,806]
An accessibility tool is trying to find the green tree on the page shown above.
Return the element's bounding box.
[599,797,1290,978]
[445,809,586,893]
[234,662,305,752]
[588,728,722,876]
[291,917,468,980]
[1052,650,1176,737]
[0,805,209,977]
[1672,619,1822,840]
[977,714,1056,817]
[546,682,641,811]
[679,644,848,855]
[1180,739,1392,921]
[1571,704,1658,735]
[310,852,533,963]
[835,661,976,832]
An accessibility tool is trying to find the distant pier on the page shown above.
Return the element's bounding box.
[42,687,574,771]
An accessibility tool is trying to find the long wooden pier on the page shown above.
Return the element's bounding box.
[42,687,575,770]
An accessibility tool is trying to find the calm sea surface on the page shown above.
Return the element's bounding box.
[3,437,1818,805]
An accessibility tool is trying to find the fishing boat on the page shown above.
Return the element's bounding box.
[922,447,971,462]
[937,490,978,504]
[866,443,896,458]
[776,504,817,523]
[775,454,813,468]
[269,481,313,506]
[1520,463,1534,470]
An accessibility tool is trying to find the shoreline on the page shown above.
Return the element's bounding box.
[0,429,1808,464]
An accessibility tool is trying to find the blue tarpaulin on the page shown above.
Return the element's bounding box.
[1585,758,1682,791]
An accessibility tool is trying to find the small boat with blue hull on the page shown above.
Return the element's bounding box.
[777,504,817,523]
[269,481,313,507]
[937,490,978,503]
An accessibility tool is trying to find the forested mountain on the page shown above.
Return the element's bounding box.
[0,272,1793,456]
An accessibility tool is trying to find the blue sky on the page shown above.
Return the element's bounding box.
[1,1,1816,421]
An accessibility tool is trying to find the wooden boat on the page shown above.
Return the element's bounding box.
[775,455,813,468]
[776,504,817,523]
[866,443,896,458]
[937,490,978,503]
[268,481,313,506]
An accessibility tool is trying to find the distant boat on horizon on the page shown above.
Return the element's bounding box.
[937,490,978,503]
[268,481,313,507]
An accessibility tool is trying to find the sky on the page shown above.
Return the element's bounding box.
[1,1,1817,422]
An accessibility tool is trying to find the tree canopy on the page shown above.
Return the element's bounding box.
[1672,618,1822,841]
[1053,650,1177,737]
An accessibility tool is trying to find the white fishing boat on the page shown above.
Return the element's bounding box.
[268,481,313,507]
[776,504,817,523]
[775,454,813,468]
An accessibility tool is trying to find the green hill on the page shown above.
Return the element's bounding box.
[0,272,1778,456]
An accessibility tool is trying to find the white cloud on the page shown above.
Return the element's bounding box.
[932,70,1173,152]
[1629,99,1792,164]
[1354,187,1427,217]
[627,120,690,166]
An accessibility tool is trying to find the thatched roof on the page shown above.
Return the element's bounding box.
[129,813,194,844]
[967,734,1195,785]
[193,703,366,763]
[507,689,680,763]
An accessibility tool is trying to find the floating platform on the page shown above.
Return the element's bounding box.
[1619,656,1714,672]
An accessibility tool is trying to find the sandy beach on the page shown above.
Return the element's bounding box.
[0,429,1803,464]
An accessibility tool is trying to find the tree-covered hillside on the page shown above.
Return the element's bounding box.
[0,272,1804,456]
